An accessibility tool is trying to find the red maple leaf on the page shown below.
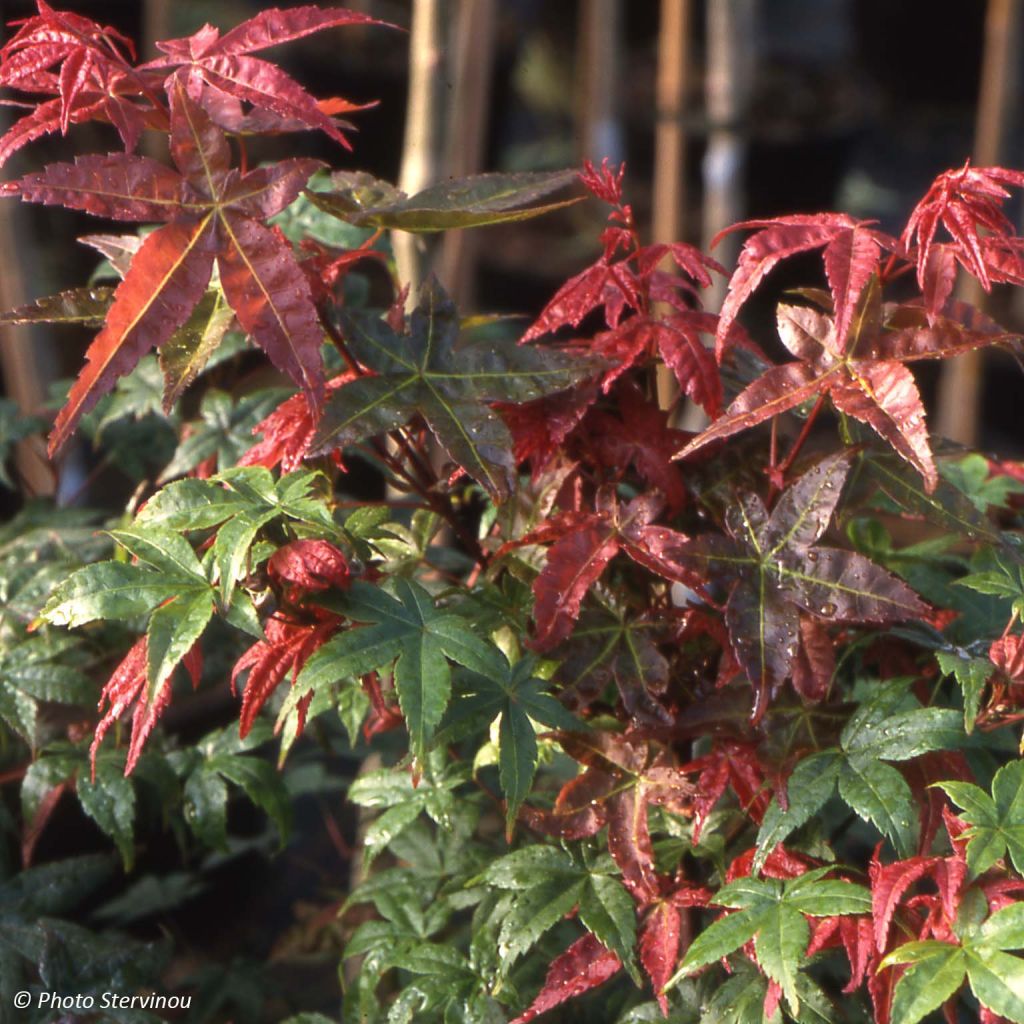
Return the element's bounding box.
[712,213,899,357]
[639,881,710,1013]
[4,80,327,453]
[268,539,350,594]
[547,731,695,902]
[582,383,690,511]
[903,160,1024,303]
[230,610,339,738]
[682,740,770,841]
[807,914,874,993]
[679,292,1015,491]
[90,634,202,778]
[0,1,165,165]
[141,6,385,148]
[240,371,356,474]
[510,932,621,1024]
[521,159,725,415]
[507,490,697,651]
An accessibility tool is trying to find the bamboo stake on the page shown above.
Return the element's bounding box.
[653,0,693,412]
[394,0,448,304]
[0,202,55,497]
[577,0,624,163]
[682,0,756,431]
[701,0,756,314]
[0,9,56,498]
[436,0,498,310]
[935,0,1021,445]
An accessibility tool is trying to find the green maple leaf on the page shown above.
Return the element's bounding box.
[294,579,506,758]
[0,634,92,744]
[476,844,638,978]
[311,277,602,500]
[440,653,580,833]
[664,867,870,1013]
[345,750,468,866]
[935,760,1024,877]
[755,679,963,865]
[881,902,1024,1024]
[935,649,994,732]
[137,466,336,605]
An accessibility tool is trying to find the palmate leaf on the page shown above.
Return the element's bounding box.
[295,579,506,758]
[478,844,637,979]
[5,80,326,453]
[509,491,697,652]
[903,161,1024,300]
[311,278,602,500]
[662,453,926,717]
[935,760,1024,877]
[143,6,386,147]
[880,901,1024,1024]
[755,681,963,865]
[0,635,93,744]
[538,731,695,902]
[157,387,288,482]
[440,654,579,833]
[307,168,581,232]
[552,608,672,726]
[346,752,467,866]
[0,3,163,167]
[665,870,870,1013]
[680,292,1018,492]
[712,213,894,356]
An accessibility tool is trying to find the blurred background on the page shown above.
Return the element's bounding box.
[1,0,1023,501]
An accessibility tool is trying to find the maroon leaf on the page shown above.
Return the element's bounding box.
[530,514,621,651]
[510,933,621,1023]
[903,160,1024,293]
[522,261,640,342]
[230,611,339,738]
[268,539,350,593]
[0,2,161,163]
[554,731,694,901]
[584,383,689,513]
[145,7,387,148]
[217,215,325,406]
[710,209,917,364]
[674,361,824,460]
[683,741,770,841]
[214,6,382,54]
[5,80,326,452]
[828,360,935,490]
[869,850,941,952]
[52,217,216,453]
[790,616,835,702]
[657,453,925,717]
[680,290,1012,491]
[240,372,355,473]
[640,901,680,1014]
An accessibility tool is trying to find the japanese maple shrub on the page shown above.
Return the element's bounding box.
[3,4,1024,1023]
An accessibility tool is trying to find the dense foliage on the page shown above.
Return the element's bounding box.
[2,4,1024,1023]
